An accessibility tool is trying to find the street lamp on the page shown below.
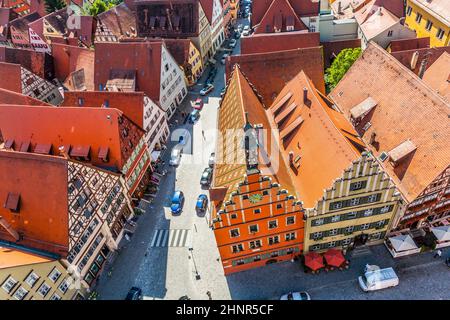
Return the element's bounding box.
[188,247,201,280]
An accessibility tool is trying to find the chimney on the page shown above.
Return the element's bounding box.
[369,132,377,145]
[58,146,69,159]
[0,216,20,241]
[377,7,382,16]
[289,151,294,165]
[418,59,427,79]
[410,51,419,70]
[338,1,342,14]
[303,87,308,104]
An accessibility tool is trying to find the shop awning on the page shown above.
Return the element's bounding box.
[431,226,450,242]
[323,248,346,267]
[389,234,418,252]
[304,252,324,271]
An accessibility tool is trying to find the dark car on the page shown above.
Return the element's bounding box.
[200,167,213,186]
[171,190,185,215]
[196,194,208,212]
[208,68,217,79]
[189,109,200,123]
[125,287,142,300]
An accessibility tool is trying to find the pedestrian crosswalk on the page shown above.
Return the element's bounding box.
[150,229,192,248]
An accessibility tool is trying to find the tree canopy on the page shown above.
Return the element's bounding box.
[325,47,362,93]
[45,0,66,13]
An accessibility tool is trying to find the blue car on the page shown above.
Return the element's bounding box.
[189,110,200,124]
[196,194,208,212]
[171,190,185,215]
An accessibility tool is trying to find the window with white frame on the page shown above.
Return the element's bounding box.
[268,220,278,229]
[368,194,378,202]
[380,206,390,214]
[363,209,373,217]
[268,235,280,245]
[387,30,393,37]
[312,231,323,239]
[230,228,240,237]
[13,286,29,300]
[436,28,445,40]
[48,268,61,283]
[286,216,295,225]
[329,229,339,236]
[345,225,354,233]
[24,272,39,288]
[1,276,17,293]
[331,215,340,223]
[50,293,61,300]
[376,220,385,228]
[313,218,324,226]
[58,279,69,294]
[406,6,412,16]
[361,223,370,230]
[249,224,259,233]
[231,244,244,253]
[425,20,433,31]
[350,198,360,206]
[38,282,51,297]
[342,238,352,245]
[249,240,262,249]
[285,232,296,241]
[328,241,337,248]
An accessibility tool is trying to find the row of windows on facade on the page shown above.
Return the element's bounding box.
[231,232,298,253]
[161,76,184,104]
[82,244,110,285]
[1,267,70,300]
[231,247,301,266]
[309,232,386,252]
[407,7,446,40]
[310,219,389,240]
[311,204,394,226]
[329,192,382,211]
[229,216,296,237]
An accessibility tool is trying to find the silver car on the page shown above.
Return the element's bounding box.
[280,291,311,300]
[169,146,183,166]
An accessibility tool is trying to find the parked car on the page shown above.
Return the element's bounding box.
[208,67,217,79]
[208,152,215,167]
[200,167,213,186]
[169,145,183,166]
[200,83,214,96]
[125,287,142,300]
[280,291,311,300]
[193,98,204,110]
[220,88,226,98]
[358,264,399,292]
[446,257,450,268]
[229,39,237,48]
[242,26,250,36]
[221,54,229,65]
[234,31,241,39]
[196,194,208,212]
[189,109,200,124]
[170,190,185,215]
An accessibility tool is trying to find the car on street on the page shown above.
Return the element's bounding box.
[229,39,237,48]
[446,257,450,268]
[358,265,399,292]
[221,54,229,64]
[220,87,226,98]
[234,31,241,39]
[189,109,200,124]
[279,291,311,301]
[169,145,183,166]
[196,194,208,213]
[193,98,204,110]
[208,152,215,167]
[200,83,214,96]
[170,190,185,215]
[242,25,250,36]
[208,67,217,78]
[125,287,142,300]
[200,167,213,186]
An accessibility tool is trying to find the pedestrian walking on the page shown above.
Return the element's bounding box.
[202,130,205,140]
[206,291,212,300]
[434,249,442,258]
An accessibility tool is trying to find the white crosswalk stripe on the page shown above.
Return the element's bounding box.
[150,229,192,247]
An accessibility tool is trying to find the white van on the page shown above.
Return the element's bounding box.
[358,265,399,292]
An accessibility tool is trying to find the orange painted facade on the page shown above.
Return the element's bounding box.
[212,170,305,274]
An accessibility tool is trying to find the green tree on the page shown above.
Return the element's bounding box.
[325,47,362,93]
[45,0,66,13]
[82,0,119,16]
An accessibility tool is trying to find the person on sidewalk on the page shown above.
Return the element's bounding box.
[434,249,442,258]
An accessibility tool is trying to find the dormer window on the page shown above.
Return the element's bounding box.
[98,146,109,162]
[4,192,20,213]
[349,97,377,125]
[388,140,417,167]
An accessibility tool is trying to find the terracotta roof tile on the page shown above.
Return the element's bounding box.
[0,62,22,93]
[252,0,319,26]
[254,0,308,34]
[329,42,450,202]
[389,37,430,53]
[0,246,53,269]
[390,46,450,76]
[422,52,450,103]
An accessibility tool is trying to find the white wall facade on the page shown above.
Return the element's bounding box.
[359,21,417,50]
[319,13,359,42]
[159,45,188,119]
[210,0,225,56]
[300,15,320,33]
[143,95,170,153]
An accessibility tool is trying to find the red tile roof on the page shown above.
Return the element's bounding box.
[0,62,21,93]
[226,46,325,106]
[61,91,148,127]
[389,37,430,53]
[199,0,214,24]
[252,0,319,26]
[0,150,69,256]
[94,41,163,103]
[0,105,145,172]
[253,0,308,34]
[422,52,450,103]
[0,87,51,106]
[329,42,450,202]
[0,46,53,80]
[241,31,319,55]
[390,46,450,76]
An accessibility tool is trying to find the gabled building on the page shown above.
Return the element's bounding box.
[94,3,137,43]
[251,0,320,33]
[405,0,449,48]
[0,46,54,80]
[61,91,170,154]
[0,245,86,300]
[200,0,225,57]
[8,11,41,49]
[0,62,63,105]
[329,42,450,236]
[0,105,153,202]
[1,0,31,16]
[94,41,187,119]
[0,149,135,289]
[210,66,305,275]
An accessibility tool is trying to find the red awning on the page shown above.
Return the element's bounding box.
[34,143,52,155]
[304,252,324,271]
[323,249,346,267]
[70,145,91,158]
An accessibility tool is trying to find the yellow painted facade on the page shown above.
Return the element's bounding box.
[0,254,86,300]
[405,0,449,47]
[304,152,405,253]
[230,0,239,21]
[187,42,204,86]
